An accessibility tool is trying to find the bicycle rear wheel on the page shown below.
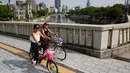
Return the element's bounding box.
[46,60,58,73]
[55,47,67,61]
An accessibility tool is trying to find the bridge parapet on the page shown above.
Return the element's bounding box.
[0,21,130,58]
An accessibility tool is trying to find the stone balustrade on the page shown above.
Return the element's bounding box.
[0,21,130,58]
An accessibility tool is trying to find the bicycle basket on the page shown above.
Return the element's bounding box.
[53,37,63,46]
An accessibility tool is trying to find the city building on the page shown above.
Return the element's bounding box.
[13,4,26,19]
[27,0,37,11]
[55,0,61,12]
[11,0,33,19]
[37,2,47,10]
[62,5,68,12]
[86,0,90,8]
[50,6,55,13]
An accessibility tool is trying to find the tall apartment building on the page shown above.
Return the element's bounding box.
[55,0,61,12]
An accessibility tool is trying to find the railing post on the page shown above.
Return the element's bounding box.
[2,24,5,32]
[110,29,119,48]
[85,29,87,45]
[93,30,109,50]
[78,29,81,45]
[15,24,18,34]
[73,28,75,44]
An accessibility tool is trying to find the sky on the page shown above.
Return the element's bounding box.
[0,0,125,9]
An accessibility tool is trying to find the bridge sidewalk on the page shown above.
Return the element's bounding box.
[0,34,130,73]
[0,47,49,73]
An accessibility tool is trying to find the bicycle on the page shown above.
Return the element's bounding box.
[49,35,67,61]
[29,49,58,73]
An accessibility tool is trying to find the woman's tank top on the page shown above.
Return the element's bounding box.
[30,31,40,43]
[40,29,49,41]
[44,29,49,36]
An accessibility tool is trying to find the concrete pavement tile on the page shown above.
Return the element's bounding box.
[85,66,100,73]
[0,69,13,73]
[108,69,123,73]
[73,58,84,64]
[119,60,130,66]
[99,71,107,73]
[118,67,130,73]
[126,65,130,70]
[73,63,86,70]
[84,61,96,67]
[81,57,94,63]
[112,62,126,68]
[99,59,113,64]
[62,60,75,66]
[93,60,105,66]
[95,65,109,72]
[0,65,9,70]
[104,64,118,70]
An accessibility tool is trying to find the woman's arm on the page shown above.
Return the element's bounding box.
[48,28,56,35]
[31,33,41,46]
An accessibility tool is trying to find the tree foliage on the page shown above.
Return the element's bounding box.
[107,7,124,19]
[68,4,125,16]
[37,9,47,17]
[68,4,127,24]
[0,5,13,21]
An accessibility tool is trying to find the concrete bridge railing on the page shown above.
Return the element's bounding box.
[0,21,130,58]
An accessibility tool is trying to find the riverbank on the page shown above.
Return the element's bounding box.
[68,14,128,24]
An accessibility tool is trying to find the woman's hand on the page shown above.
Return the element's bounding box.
[37,42,41,46]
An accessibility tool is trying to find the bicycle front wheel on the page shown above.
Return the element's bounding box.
[46,60,58,73]
[55,47,67,60]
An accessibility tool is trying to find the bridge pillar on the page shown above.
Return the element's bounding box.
[93,30,109,50]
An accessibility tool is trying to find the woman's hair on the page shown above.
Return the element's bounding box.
[33,24,39,29]
[43,23,49,28]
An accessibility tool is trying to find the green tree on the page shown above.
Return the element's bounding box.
[107,7,124,19]
[68,10,75,14]
[32,10,37,18]
[113,4,125,14]
[0,5,13,21]
[37,9,47,17]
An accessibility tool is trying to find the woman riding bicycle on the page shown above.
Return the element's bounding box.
[40,23,57,54]
[30,24,51,65]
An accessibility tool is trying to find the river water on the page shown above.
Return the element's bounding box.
[46,14,77,24]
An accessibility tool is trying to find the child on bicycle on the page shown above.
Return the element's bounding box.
[30,24,51,65]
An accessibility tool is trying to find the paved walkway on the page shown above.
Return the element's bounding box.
[0,34,130,73]
[0,48,48,73]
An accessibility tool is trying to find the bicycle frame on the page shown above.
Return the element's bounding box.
[38,49,54,61]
